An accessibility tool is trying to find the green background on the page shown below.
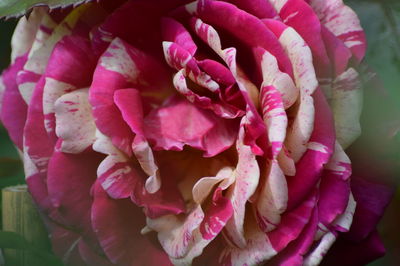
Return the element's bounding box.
[0,0,399,265]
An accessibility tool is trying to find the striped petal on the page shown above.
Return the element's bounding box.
[54,89,97,154]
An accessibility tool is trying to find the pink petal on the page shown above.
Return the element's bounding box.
[268,191,317,252]
[173,69,244,119]
[275,24,317,162]
[161,17,197,56]
[24,77,55,173]
[287,88,335,210]
[254,47,299,109]
[318,143,351,226]
[90,38,171,155]
[223,0,278,19]
[47,144,103,241]
[194,0,294,78]
[347,175,394,241]
[191,18,268,155]
[0,55,28,150]
[163,41,219,92]
[144,96,237,157]
[114,88,161,193]
[303,194,356,265]
[310,0,367,62]
[200,188,234,241]
[266,207,318,266]
[260,85,287,158]
[321,25,351,77]
[92,181,173,266]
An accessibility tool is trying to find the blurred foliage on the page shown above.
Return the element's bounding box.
[0,0,399,265]
[0,0,85,19]
[0,231,63,266]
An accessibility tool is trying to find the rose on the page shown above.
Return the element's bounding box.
[0,0,391,265]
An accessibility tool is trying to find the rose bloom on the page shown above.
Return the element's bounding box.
[0,0,394,265]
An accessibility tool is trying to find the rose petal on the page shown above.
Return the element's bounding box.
[144,96,237,157]
[54,89,97,154]
[93,130,185,218]
[321,25,352,77]
[266,207,318,266]
[304,194,356,265]
[10,7,45,63]
[330,68,363,149]
[223,0,278,19]
[90,37,171,155]
[92,181,173,266]
[347,175,395,241]
[287,88,335,210]
[0,55,28,150]
[318,142,351,226]
[224,121,260,248]
[310,0,367,62]
[161,17,197,56]
[173,69,244,119]
[255,47,299,109]
[194,0,294,78]
[278,0,331,77]
[47,143,103,240]
[276,25,317,162]
[268,191,317,252]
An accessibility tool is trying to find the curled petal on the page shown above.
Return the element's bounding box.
[173,70,244,119]
[224,121,260,248]
[162,17,197,56]
[256,48,298,109]
[93,131,185,218]
[90,37,172,155]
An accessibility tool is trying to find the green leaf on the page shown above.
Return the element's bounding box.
[0,0,88,19]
